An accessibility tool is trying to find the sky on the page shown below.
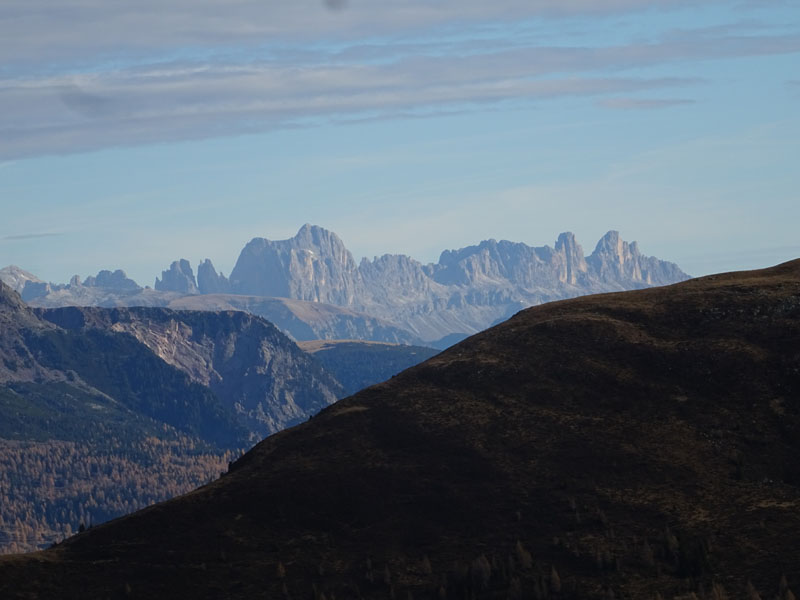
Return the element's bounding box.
[1,0,799,286]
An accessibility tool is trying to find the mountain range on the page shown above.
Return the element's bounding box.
[1,259,796,599]
[1,226,689,343]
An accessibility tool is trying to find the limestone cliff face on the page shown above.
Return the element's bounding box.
[155,259,198,294]
[230,224,364,305]
[586,230,686,288]
[222,225,689,341]
[38,306,343,439]
[197,259,230,294]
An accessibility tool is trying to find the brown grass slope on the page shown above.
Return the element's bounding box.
[1,260,799,599]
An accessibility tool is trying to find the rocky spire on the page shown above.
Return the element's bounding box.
[155,260,198,294]
[554,232,588,285]
[197,259,230,294]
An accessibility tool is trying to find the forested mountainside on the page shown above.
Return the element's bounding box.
[1,260,796,599]
[0,283,338,553]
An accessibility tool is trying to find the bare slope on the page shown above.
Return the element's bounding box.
[1,260,798,600]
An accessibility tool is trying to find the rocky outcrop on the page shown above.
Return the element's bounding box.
[2,267,144,303]
[197,259,230,294]
[83,269,141,292]
[230,224,364,304]
[586,230,687,288]
[155,259,198,294]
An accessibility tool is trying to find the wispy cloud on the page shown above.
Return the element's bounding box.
[598,97,695,109]
[0,0,723,66]
[1,2,797,159]
[0,69,700,160]
[1,232,62,241]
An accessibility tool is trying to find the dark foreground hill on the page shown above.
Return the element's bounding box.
[1,261,799,599]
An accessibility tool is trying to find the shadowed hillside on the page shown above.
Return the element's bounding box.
[1,260,798,599]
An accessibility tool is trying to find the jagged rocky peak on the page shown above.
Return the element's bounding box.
[554,232,588,285]
[155,259,199,294]
[230,224,362,304]
[587,231,686,286]
[197,259,230,294]
[591,231,627,262]
[432,238,568,288]
[295,223,351,256]
[84,269,141,292]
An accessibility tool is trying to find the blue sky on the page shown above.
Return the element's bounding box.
[1,0,798,286]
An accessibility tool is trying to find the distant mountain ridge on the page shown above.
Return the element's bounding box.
[223,225,689,339]
[1,226,690,342]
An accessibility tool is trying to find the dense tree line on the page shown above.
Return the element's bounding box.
[0,437,235,554]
